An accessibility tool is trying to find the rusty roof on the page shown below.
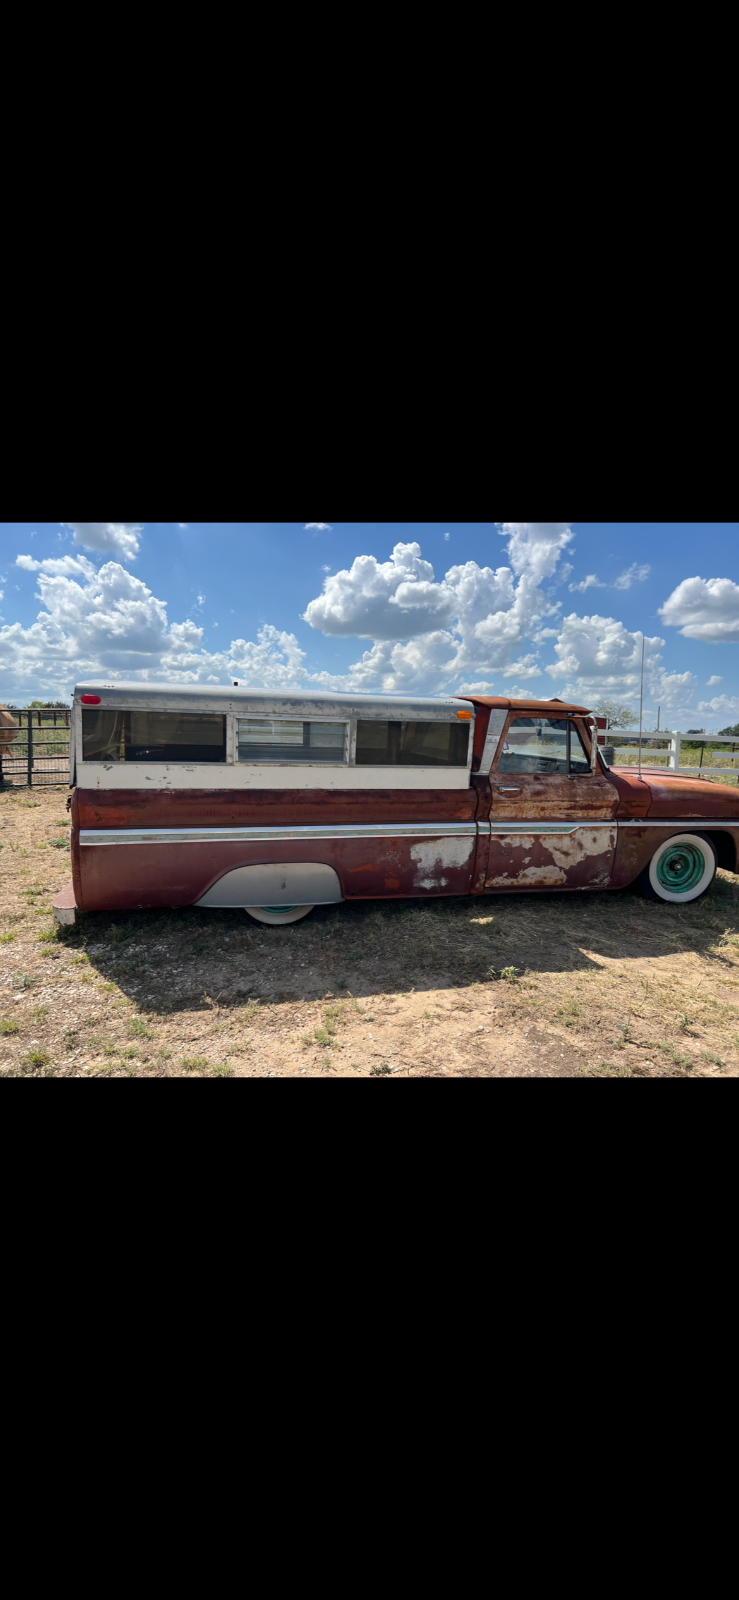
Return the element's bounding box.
[459,695,592,715]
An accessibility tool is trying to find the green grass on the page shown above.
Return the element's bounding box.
[0,933,15,943]
[181,1055,209,1072]
[0,1018,20,1035]
[129,1018,155,1039]
[657,1042,693,1068]
[21,1049,50,1068]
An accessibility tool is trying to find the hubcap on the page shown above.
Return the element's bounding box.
[259,906,300,914]
[656,843,705,894]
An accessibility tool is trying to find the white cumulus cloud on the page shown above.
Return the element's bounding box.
[303,524,575,694]
[1,556,311,697]
[697,694,739,717]
[305,522,332,531]
[544,613,697,716]
[500,655,541,679]
[61,522,142,561]
[499,522,574,583]
[659,575,739,641]
[614,562,651,589]
[16,554,97,577]
[707,675,723,686]
[569,574,605,593]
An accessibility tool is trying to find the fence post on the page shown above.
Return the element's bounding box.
[669,733,681,772]
[27,709,33,787]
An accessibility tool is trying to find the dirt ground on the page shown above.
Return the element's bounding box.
[3,784,739,1080]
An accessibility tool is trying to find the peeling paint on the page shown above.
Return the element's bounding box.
[410,836,474,889]
[487,825,617,890]
[548,828,615,870]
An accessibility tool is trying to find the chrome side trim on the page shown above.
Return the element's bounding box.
[488,821,614,836]
[617,819,739,828]
[79,822,479,847]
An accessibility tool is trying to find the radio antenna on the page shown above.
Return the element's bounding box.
[638,635,645,778]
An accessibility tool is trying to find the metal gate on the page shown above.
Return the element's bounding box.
[0,709,71,787]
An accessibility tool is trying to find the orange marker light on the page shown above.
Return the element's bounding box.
[457,710,472,720]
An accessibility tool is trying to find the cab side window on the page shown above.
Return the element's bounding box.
[497,718,590,775]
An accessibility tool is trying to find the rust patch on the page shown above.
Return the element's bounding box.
[486,826,617,891]
[489,864,566,887]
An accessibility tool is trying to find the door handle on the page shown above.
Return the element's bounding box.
[497,786,521,792]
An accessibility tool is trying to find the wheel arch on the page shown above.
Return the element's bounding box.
[704,830,739,874]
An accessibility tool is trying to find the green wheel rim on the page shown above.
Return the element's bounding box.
[656,843,706,894]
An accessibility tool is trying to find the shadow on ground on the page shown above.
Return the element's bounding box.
[55,871,739,1016]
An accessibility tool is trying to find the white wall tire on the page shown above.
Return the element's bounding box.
[641,834,717,903]
[244,905,315,925]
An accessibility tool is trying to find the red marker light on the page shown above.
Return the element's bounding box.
[80,695,101,705]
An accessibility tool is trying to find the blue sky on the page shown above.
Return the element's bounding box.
[1,520,738,728]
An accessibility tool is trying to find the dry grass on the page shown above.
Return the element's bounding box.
[3,785,739,1079]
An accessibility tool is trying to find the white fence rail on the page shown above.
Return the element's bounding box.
[607,731,739,778]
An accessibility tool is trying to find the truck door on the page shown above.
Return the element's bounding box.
[485,715,618,891]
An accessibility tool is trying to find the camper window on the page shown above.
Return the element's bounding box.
[356,721,470,767]
[237,718,347,764]
[82,710,227,763]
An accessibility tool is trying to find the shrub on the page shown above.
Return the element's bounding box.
[22,1049,51,1068]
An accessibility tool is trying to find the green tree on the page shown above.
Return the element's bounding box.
[719,724,739,737]
[594,700,638,729]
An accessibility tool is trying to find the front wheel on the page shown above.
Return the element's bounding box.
[638,833,717,903]
[244,905,315,925]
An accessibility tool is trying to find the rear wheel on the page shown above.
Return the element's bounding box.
[638,833,717,903]
[244,905,315,925]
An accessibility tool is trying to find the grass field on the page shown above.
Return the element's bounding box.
[3,785,739,1079]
